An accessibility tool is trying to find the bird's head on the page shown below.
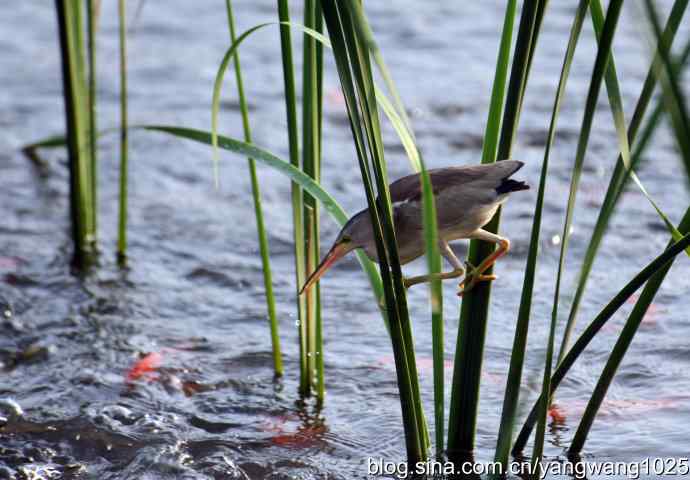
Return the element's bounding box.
[299,212,369,295]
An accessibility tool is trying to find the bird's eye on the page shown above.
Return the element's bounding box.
[341,236,351,243]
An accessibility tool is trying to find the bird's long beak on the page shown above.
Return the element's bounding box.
[299,241,350,295]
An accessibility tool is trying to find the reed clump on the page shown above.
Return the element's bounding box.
[27,0,690,469]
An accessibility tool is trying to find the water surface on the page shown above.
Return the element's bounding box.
[1,1,690,478]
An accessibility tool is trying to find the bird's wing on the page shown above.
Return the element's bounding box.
[388,169,475,204]
[388,161,524,204]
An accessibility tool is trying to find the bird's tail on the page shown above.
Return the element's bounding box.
[496,178,529,194]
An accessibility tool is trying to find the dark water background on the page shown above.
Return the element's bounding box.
[2,1,690,478]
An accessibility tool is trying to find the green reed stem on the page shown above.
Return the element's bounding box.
[569,210,690,454]
[494,0,586,472]
[557,0,690,363]
[348,4,440,448]
[448,0,544,459]
[314,0,325,405]
[54,0,96,266]
[511,231,690,454]
[345,3,429,450]
[87,0,98,239]
[301,0,315,395]
[642,0,690,175]
[539,0,624,465]
[225,0,282,376]
[343,5,429,449]
[322,1,427,462]
[569,0,690,454]
[560,0,689,365]
[480,0,516,166]
[300,0,323,397]
[117,0,128,262]
[550,0,622,382]
[483,0,520,469]
[420,162,443,457]
[534,0,622,461]
[276,0,306,386]
[529,0,593,468]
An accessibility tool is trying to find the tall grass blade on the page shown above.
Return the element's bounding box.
[558,0,690,361]
[591,0,686,246]
[314,0,325,405]
[210,22,329,188]
[343,2,430,452]
[448,0,544,458]
[276,0,307,394]
[117,0,128,262]
[380,84,442,458]
[536,0,629,467]
[568,0,690,453]
[549,0,623,392]
[139,125,386,308]
[561,0,689,365]
[346,1,442,454]
[482,0,517,165]
[424,179,443,457]
[322,1,428,462]
[569,213,690,454]
[224,0,283,376]
[54,0,96,266]
[375,85,443,454]
[23,135,75,150]
[300,0,323,398]
[494,0,587,471]
[209,21,424,183]
[512,231,690,453]
[87,0,98,238]
[346,1,419,172]
[641,0,690,172]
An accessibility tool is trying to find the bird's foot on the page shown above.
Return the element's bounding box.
[403,275,427,289]
[457,272,498,296]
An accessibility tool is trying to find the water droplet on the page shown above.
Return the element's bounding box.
[551,234,561,246]
[295,320,301,327]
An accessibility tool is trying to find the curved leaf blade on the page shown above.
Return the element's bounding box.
[138,124,386,313]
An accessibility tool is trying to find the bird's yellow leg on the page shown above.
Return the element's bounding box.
[403,240,465,288]
[458,273,499,296]
[458,230,511,296]
[404,267,465,288]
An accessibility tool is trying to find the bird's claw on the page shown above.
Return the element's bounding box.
[457,273,498,296]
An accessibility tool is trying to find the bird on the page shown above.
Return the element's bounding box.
[300,160,529,296]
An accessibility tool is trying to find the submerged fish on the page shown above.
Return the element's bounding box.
[125,352,163,383]
[260,413,327,448]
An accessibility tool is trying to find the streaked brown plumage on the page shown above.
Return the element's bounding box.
[301,160,529,295]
